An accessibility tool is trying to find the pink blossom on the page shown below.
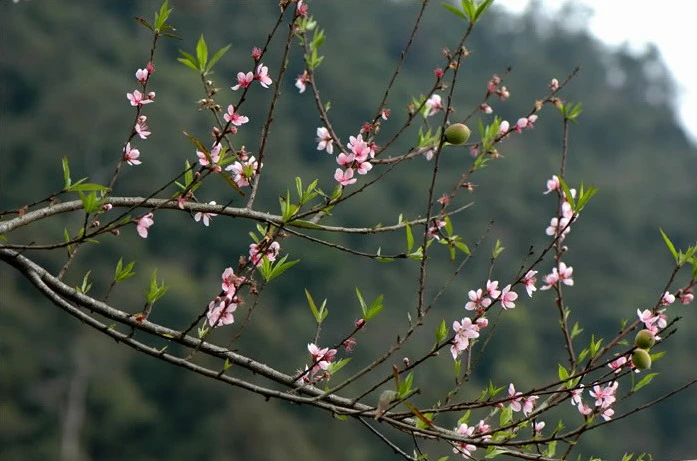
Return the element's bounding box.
[475,317,489,328]
[499,120,510,134]
[336,152,355,168]
[316,127,334,154]
[600,406,614,421]
[450,317,481,359]
[308,343,337,373]
[226,156,261,188]
[656,309,668,329]
[473,420,492,441]
[497,86,510,100]
[544,175,560,194]
[194,201,218,226]
[356,160,373,175]
[255,63,272,88]
[136,213,154,238]
[135,68,149,84]
[590,381,618,408]
[609,356,627,373]
[523,270,538,297]
[123,143,141,166]
[334,168,357,186]
[251,46,262,61]
[527,114,538,128]
[232,71,254,91]
[224,104,249,126]
[570,385,584,406]
[465,288,491,311]
[296,0,309,16]
[480,103,493,114]
[522,395,539,416]
[437,194,451,206]
[434,67,444,78]
[206,298,237,327]
[558,262,574,286]
[637,308,658,328]
[534,421,545,435]
[126,90,153,106]
[295,70,309,93]
[221,267,246,293]
[249,240,281,264]
[197,143,222,172]
[453,423,477,457]
[134,115,151,139]
[486,280,501,299]
[380,108,391,120]
[549,78,559,91]
[678,289,694,305]
[348,133,373,161]
[500,284,518,310]
[425,94,443,116]
[515,117,528,132]
[545,216,572,240]
[660,291,676,306]
[508,383,523,412]
[427,220,446,240]
[102,203,113,211]
[577,403,593,416]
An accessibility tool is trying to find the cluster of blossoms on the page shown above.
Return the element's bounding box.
[543,175,577,240]
[487,74,509,100]
[124,64,156,167]
[450,316,488,359]
[315,129,376,186]
[206,267,246,328]
[249,240,280,265]
[452,420,491,458]
[506,383,539,416]
[465,279,525,312]
[498,114,539,137]
[231,63,273,91]
[296,343,338,384]
[571,381,618,421]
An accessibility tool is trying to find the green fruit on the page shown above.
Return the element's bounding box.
[632,349,652,370]
[444,123,471,145]
[634,329,656,349]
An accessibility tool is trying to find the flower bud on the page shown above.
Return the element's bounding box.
[634,329,656,349]
[444,123,471,145]
[632,348,652,370]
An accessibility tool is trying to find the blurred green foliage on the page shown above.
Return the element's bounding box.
[1,1,695,460]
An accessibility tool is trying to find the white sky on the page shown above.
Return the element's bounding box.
[497,0,696,144]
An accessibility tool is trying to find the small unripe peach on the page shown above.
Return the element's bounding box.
[444,123,471,145]
[635,329,656,349]
[632,349,652,370]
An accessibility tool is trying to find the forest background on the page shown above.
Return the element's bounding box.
[1,1,696,460]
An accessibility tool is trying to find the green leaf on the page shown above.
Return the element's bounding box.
[436,319,447,343]
[62,157,71,188]
[558,363,569,382]
[405,222,414,253]
[398,372,414,397]
[257,254,300,282]
[474,0,494,22]
[453,241,471,255]
[442,3,467,19]
[355,287,367,317]
[659,228,679,263]
[492,239,504,258]
[153,0,172,31]
[305,289,328,323]
[135,16,154,31]
[206,44,231,73]
[327,357,350,374]
[558,177,576,211]
[196,35,208,71]
[114,258,136,282]
[486,447,510,459]
[632,372,659,392]
[499,405,513,426]
[146,269,169,303]
[364,295,384,320]
[177,56,199,72]
[66,183,109,193]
